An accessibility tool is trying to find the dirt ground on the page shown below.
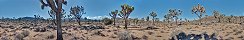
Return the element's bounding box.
[0,20,244,40]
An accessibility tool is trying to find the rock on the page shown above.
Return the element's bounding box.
[22,26,29,29]
[34,27,40,32]
[40,27,46,32]
[21,30,29,37]
[110,35,117,38]
[80,25,105,30]
[210,33,217,40]
[203,33,210,40]
[186,34,194,40]
[142,35,148,40]
[131,34,140,40]
[176,32,186,40]
[15,33,24,40]
[169,37,175,40]
[34,27,46,32]
[10,26,15,29]
[145,26,159,30]
[193,34,202,40]
[148,31,154,35]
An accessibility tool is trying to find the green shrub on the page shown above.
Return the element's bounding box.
[102,18,113,25]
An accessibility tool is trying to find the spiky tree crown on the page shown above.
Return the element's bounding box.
[169,9,182,17]
[109,10,118,18]
[70,6,85,18]
[150,11,157,17]
[192,3,206,17]
[119,4,134,18]
[40,0,67,11]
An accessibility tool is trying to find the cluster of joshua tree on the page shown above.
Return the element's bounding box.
[38,0,238,40]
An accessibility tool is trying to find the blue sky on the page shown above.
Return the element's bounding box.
[0,0,244,20]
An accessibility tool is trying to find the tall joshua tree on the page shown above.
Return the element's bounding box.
[168,9,182,25]
[70,6,86,26]
[118,4,134,29]
[40,0,67,40]
[150,11,157,25]
[192,3,206,25]
[109,10,118,27]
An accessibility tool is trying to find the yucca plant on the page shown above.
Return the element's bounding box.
[118,4,134,29]
[70,6,86,26]
[213,10,223,23]
[168,9,182,26]
[164,14,172,23]
[146,16,150,21]
[192,3,206,25]
[150,11,157,25]
[109,10,118,27]
[40,0,67,40]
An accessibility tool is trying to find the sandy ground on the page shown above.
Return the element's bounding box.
[0,21,244,40]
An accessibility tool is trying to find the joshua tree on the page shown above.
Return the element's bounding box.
[150,11,157,25]
[140,18,145,24]
[118,4,134,29]
[213,10,223,23]
[146,16,150,22]
[164,14,172,23]
[48,10,66,25]
[109,10,118,27]
[168,9,182,25]
[133,18,139,25]
[70,6,86,26]
[192,3,206,24]
[40,0,67,40]
[229,15,234,23]
[66,14,72,22]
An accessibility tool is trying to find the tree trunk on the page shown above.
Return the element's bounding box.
[124,18,127,29]
[56,1,63,40]
[175,17,177,26]
[218,17,220,23]
[152,17,154,25]
[113,18,116,27]
[199,17,201,25]
[76,18,81,26]
[56,12,63,40]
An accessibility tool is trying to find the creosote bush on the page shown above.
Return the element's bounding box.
[118,30,133,40]
[102,18,113,25]
[21,30,30,37]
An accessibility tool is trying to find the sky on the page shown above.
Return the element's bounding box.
[0,0,244,20]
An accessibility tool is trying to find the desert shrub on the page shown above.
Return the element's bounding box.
[1,36,9,40]
[148,31,154,35]
[34,27,46,32]
[142,35,148,40]
[47,34,55,39]
[15,33,24,40]
[102,18,113,25]
[21,30,29,37]
[92,30,105,36]
[118,31,133,40]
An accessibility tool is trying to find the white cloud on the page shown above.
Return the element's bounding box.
[86,15,111,20]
